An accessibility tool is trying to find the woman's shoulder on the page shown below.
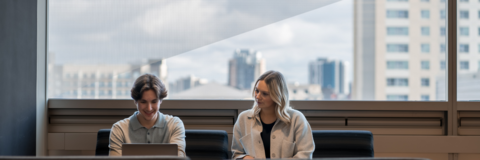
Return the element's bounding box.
[238,109,254,120]
[286,108,308,122]
[234,109,254,128]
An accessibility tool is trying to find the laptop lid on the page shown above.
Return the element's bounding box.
[122,143,178,156]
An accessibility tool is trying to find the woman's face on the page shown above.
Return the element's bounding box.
[255,80,275,109]
[136,89,161,122]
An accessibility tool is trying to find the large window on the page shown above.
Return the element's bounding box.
[39,1,480,158]
[47,0,446,101]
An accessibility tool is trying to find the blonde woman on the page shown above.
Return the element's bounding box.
[231,71,315,159]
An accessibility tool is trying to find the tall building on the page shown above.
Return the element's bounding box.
[353,0,448,101]
[169,75,208,94]
[228,49,266,90]
[309,58,346,99]
[139,59,168,86]
[48,59,167,99]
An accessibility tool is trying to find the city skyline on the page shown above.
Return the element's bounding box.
[48,0,354,86]
[309,58,348,99]
[47,0,480,101]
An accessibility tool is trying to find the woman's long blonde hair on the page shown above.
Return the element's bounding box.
[252,70,291,124]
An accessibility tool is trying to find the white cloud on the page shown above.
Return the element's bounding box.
[167,0,353,84]
[49,0,351,85]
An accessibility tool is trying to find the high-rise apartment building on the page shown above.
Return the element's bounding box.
[309,58,346,99]
[353,0,448,101]
[48,59,167,99]
[228,49,266,90]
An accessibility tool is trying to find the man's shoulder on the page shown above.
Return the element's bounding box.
[112,117,131,130]
[163,113,180,121]
[163,114,184,126]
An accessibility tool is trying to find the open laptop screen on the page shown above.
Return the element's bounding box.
[122,143,178,156]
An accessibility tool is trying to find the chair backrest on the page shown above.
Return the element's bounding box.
[312,130,374,158]
[185,130,229,160]
[95,129,111,156]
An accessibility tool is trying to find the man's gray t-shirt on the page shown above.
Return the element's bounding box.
[108,111,186,156]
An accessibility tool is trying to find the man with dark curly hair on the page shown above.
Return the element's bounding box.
[109,74,186,157]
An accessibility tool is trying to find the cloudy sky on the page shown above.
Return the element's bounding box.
[49,0,352,85]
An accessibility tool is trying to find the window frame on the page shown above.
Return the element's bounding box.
[41,0,463,146]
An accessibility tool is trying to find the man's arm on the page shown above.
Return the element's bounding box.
[169,118,186,157]
[109,124,125,156]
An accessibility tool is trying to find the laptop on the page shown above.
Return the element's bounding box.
[122,143,178,156]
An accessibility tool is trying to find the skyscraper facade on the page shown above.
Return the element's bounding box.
[228,49,266,90]
[309,58,346,99]
[353,0,448,101]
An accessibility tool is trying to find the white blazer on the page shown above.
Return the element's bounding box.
[231,108,315,159]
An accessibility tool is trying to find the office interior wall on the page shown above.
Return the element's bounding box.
[0,0,38,156]
[47,99,480,160]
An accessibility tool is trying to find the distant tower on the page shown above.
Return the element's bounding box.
[228,49,265,90]
[309,58,346,98]
[140,59,168,86]
[169,75,208,93]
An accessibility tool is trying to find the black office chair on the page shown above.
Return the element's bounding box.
[185,130,229,160]
[312,130,374,158]
[95,129,111,156]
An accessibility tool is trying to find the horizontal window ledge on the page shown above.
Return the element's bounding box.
[348,118,442,126]
[179,117,234,125]
[49,109,237,117]
[458,102,480,111]
[458,127,480,136]
[49,124,233,133]
[305,117,442,126]
[460,118,480,126]
[301,110,444,118]
[50,116,234,125]
[50,116,125,124]
[48,99,449,111]
[459,111,480,118]
[311,126,443,135]
[306,118,345,126]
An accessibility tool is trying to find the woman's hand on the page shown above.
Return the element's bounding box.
[243,155,254,159]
